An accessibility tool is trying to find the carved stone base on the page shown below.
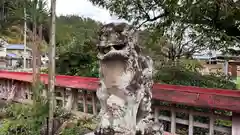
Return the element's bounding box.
[85,128,163,135]
[93,94,164,135]
[85,132,95,135]
[94,127,115,135]
[85,122,164,135]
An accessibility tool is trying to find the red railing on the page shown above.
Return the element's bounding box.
[0,70,240,113]
[1,70,240,135]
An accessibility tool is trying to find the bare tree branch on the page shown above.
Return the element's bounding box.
[136,12,168,29]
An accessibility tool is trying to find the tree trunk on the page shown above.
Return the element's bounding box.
[23,7,27,69]
[36,24,43,86]
[32,21,37,90]
[48,0,56,134]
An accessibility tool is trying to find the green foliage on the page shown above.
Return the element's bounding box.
[0,83,47,134]
[56,51,99,77]
[40,67,48,74]
[180,59,203,72]
[237,77,240,89]
[0,82,95,135]
[141,23,210,61]
[0,102,49,135]
[0,100,93,135]
[154,61,236,90]
[60,118,97,135]
[55,15,100,77]
[0,0,50,44]
[56,15,100,46]
[0,84,51,135]
[89,0,240,44]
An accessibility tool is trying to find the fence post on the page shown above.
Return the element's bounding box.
[232,113,240,135]
[65,88,78,111]
[170,105,176,134]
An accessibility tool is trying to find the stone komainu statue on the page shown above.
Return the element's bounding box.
[94,23,163,135]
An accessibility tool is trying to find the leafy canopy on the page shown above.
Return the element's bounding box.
[89,0,240,49]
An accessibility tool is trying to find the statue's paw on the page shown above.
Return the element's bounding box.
[95,116,112,135]
[97,110,106,118]
[100,116,111,128]
[149,122,164,135]
[152,122,164,132]
[136,120,148,135]
[136,121,164,135]
[113,126,133,135]
[94,127,115,135]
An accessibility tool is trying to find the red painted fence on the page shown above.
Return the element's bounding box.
[0,70,240,113]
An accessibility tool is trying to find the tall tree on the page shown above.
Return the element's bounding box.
[28,0,38,88]
[142,22,208,61]
[22,0,49,88]
[31,0,48,87]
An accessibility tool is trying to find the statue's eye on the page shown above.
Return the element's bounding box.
[98,46,111,54]
[103,46,111,54]
[113,44,126,50]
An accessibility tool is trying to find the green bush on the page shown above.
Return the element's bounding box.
[154,61,236,90]
[0,83,48,134]
[0,102,49,135]
[56,38,99,77]
[40,67,48,74]
[0,84,58,135]
[56,51,98,77]
[60,118,97,135]
[0,82,97,135]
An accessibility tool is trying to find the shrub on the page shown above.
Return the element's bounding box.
[0,102,48,135]
[154,61,236,90]
[60,118,97,135]
[0,84,61,135]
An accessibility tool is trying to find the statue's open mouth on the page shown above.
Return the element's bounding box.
[98,43,129,60]
[102,53,129,61]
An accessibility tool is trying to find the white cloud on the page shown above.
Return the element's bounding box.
[47,0,126,23]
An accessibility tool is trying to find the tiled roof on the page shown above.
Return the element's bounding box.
[193,55,210,60]
[6,44,31,50]
[7,53,18,58]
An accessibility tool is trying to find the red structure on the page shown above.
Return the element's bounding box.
[1,70,240,112]
[0,70,240,135]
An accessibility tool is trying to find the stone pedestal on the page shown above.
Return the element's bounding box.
[85,132,95,135]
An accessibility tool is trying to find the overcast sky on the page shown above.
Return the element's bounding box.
[47,0,125,23]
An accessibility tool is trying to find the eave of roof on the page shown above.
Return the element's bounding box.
[6,44,31,51]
